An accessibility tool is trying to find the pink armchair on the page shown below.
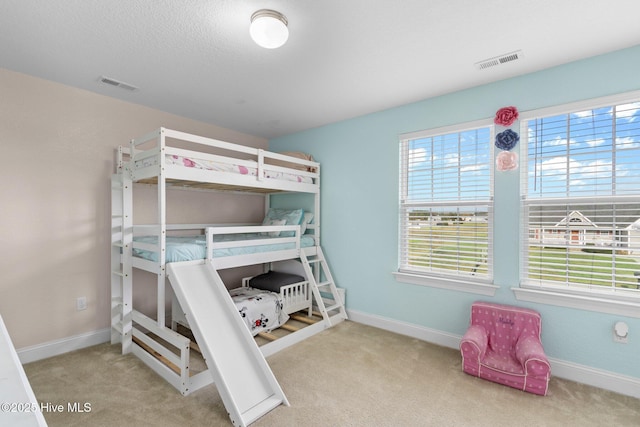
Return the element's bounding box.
[460,302,551,395]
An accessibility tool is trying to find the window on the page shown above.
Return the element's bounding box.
[397,121,494,291]
[521,96,640,305]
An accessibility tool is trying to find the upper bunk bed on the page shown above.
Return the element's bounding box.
[118,127,319,194]
[113,127,322,271]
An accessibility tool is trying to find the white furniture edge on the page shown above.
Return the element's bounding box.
[1,315,48,426]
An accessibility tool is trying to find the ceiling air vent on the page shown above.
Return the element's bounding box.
[475,50,523,70]
[98,76,139,92]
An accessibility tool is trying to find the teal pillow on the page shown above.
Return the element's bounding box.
[300,212,314,234]
[264,208,304,237]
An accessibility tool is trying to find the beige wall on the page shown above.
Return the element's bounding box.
[0,68,267,348]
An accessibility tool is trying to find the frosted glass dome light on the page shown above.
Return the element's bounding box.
[250,9,289,49]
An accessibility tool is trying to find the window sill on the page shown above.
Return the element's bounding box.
[512,286,640,318]
[394,272,498,296]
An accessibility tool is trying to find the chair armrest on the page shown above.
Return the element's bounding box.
[515,335,551,376]
[460,325,488,359]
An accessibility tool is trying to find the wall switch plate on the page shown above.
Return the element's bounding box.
[76,296,87,311]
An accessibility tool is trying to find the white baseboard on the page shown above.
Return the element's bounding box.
[547,357,640,399]
[347,308,461,349]
[346,309,640,399]
[17,328,111,364]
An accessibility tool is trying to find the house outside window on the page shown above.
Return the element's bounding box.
[520,93,640,313]
[396,121,496,294]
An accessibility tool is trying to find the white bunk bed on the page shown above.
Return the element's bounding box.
[111,128,346,426]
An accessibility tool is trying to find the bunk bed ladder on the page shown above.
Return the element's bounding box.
[300,247,347,326]
[110,174,132,353]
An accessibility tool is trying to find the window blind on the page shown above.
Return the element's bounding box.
[399,126,493,281]
[522,102,640,291]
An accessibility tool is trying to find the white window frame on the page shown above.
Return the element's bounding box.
[516,91,640,318]
[394,119,498,296]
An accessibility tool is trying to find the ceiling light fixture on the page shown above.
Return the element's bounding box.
[250,9,289,49]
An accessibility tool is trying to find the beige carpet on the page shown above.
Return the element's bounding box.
[24,321,640,427]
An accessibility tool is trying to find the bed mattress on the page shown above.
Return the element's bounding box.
[136,154,313,184]
[133,234,315,263]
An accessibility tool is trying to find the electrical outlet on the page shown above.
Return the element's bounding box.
[613,321,628,344]
[76,297,87,311]
[613,332,628,344]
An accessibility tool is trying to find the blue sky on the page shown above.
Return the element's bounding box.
[527,102,640,198]
[405,128,491,203]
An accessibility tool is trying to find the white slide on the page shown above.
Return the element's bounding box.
[167,261,288,427]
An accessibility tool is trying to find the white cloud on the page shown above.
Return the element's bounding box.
[616,102,640,122]
[534,156,613,181]
[461,164,486,173]
[615,136,640,149]
[572,110,595,119]
[543,136,569,147]
[538,156,577,172]
[578,159,612,176]
[584,138,606,147]
[409,147,427,163]
[444,153,458,165]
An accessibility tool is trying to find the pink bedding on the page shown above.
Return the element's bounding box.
[166,154,313,184]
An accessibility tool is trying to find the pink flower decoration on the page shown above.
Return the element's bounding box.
[183,158,196,167]
[238,165,248,175]
[496,151,519,171]
[494,106,519,127]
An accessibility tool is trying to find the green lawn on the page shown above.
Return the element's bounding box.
[407,223,640,288]
[527,246,640,289]
[408,222,488,275]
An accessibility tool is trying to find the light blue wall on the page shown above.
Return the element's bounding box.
[270,45,640,379]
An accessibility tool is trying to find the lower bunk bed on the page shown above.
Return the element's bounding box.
[171,268,313,338]
[113,218,347,402]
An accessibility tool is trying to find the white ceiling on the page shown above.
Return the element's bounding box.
[1,0,639,139]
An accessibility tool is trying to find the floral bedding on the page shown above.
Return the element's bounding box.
[164,154,313,184]
[229,287,289,336]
